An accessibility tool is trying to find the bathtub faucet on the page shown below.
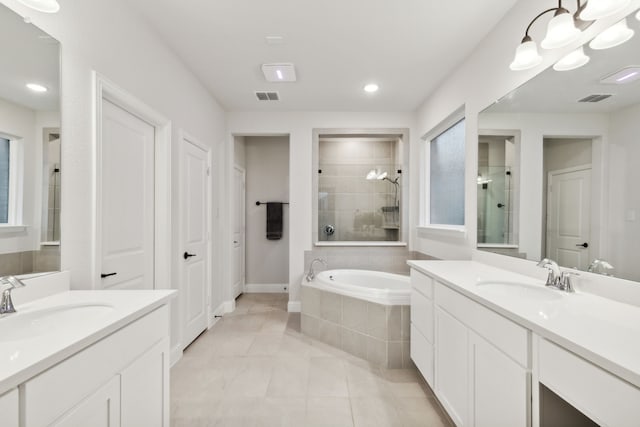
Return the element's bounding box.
[306,258,327,282]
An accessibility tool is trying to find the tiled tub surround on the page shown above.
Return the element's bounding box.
[301,284,411,368]
[0,246,60,276]
[304,247,434,276]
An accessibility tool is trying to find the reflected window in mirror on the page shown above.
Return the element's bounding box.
[429,118,465,226]
[0,136,9,223]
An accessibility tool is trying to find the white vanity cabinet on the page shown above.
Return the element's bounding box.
[0,388,19,427]
[21,305,170,427]
[410,269,435,386]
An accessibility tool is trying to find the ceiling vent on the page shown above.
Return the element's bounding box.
[255,91,280,101]
[578,94,612,103]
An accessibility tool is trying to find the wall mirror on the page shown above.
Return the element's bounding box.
[0,4,61,275]
[478,10,640,282]
[312,129,409,245]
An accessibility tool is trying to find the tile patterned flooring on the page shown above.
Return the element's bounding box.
[171,293,453,427]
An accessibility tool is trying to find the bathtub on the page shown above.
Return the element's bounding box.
[300,269,411,368]
[307,269,410,306]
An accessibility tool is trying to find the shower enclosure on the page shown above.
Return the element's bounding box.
[317,136,402,242]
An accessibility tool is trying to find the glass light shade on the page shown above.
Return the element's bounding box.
[579,0,631,21]
[636,10,640,21]
[541,10,582,49]
[510,39,543,71]
[589,19,635,49]
[377,171,388,180]
[365,169,378,180]
[553,47,590,71]
[15,0,60,13]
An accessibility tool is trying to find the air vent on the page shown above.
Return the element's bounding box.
[255,91,280,101]
[578,94,612,103]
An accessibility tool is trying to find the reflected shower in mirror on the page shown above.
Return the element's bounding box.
[317,134,404,242]
[0,4,61,275]
[477,10,640,281]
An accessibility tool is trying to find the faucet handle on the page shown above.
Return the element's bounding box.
[560,271,579,293]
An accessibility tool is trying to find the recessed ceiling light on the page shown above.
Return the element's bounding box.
[600,66,640,84]
[16,0,60,13]
[261,63,296,82]
[26,83,47,93]
[265,36,284,45]
[364,83,379,93]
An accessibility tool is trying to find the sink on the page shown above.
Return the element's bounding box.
[0,303,115,342]
[476,281,563,302]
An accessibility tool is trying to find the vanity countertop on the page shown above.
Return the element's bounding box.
[408,260,640,388]
[0,290,176,395]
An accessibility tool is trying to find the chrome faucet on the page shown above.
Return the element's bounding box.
[588,259,614,276]
[0,276,26,316]
[536,258,576,292]
[306,258,327,282]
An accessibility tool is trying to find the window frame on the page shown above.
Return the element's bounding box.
[0,132,25,232]
[419,108,467,237]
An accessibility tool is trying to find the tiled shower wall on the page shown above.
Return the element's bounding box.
[0,246,60,276]
[304,247,435,275]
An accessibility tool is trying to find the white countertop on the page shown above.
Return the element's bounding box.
[0,290,176,395]
[408,260,640,388]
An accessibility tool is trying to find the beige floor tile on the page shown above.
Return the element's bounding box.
[247,333,284,356]
[351,396,402,427]
[394,396,452,427]
[224,357,274,397]
[267,357,310,397]
[308,357,349,397]
[306,397,354,426]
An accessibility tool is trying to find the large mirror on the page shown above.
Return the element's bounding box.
[478,11,640,282]
[0,4,61,275]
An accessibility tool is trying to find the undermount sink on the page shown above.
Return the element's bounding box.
[476,281,563,302]
[0,303,115,342]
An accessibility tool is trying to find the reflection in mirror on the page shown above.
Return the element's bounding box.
[477,133,519,249]
[317,134,404,242]
[477,11,640,281]
[0,4,60,275]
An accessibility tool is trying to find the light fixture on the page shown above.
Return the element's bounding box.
[510,36,543,70]
[261,63,296,82]
[364,83,379,93]
[26,83,47,92]
[600,66,640,84]
[553,46,590,71]
[589,18,635,49]
[377,171,388,180]
[365,169,391,180]
[579,0,631,21]
[15,0,60,13]
[636,9,640,21]
[366,169,379,180]
[541,8,582,49]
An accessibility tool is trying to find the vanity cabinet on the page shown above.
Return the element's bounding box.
[0,388,19,427]
[410,269,435,386]
[21,305,169,427]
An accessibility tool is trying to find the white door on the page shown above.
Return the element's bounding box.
[232,166,245,299]
[181,138,209,346]
[547,166,592,270]
[100,99,155,290]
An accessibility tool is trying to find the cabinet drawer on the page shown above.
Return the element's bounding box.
[435,282,529,367]
[411,324,434,387]
[411,269,433,299]
[538,338,640,427]
[23,305,169,427]
[411,288,433,343]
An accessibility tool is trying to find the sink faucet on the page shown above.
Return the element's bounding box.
[306,258,327,282]
[0,276,26,316]
[536,258,576,292]
[588,259,614,276]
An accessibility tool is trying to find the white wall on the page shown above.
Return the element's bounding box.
[412,1,640,266]
[1,0,227,358]
[226,112,415,305]
[244,136,289,288]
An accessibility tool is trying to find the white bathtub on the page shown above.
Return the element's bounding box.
[305,269,410,305]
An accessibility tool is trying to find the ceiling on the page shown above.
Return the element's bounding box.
[127,0,519,112]
[0,5,60,112]
[485,12,640,115]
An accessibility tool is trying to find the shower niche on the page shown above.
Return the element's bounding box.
[477,133,519,251]
[314,130,408,244]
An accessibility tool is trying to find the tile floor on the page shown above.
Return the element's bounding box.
[170,293,453,427]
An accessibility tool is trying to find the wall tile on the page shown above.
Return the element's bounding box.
[320,290,342,324]
[318,319,341,348]
[401,306,411,340]
[387,306,402,341]
[342,296,368,334]
[301,314,320,339]
[367,303,388,340]
[366,336,387,366]
[301,285,321,318]
[341,328,368,360]
[387,341,404,369]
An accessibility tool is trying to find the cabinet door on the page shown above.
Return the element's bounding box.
[121,338,169,427]
[435,307,469,427]
[470,331,529,427]
[51,376,121,427]
[0,388,19,427]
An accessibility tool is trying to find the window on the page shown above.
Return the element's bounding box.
[429,118,465,226]
[0,137,9,223]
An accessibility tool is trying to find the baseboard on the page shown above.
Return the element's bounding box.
[208,302,226,328]
[170,344,183,367]
[288,300,301,313]
[223,299,236,313]
[244,283,288,293]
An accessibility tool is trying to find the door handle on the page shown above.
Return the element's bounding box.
[233,240,238,244]
[183,252,197,260]
[576,242,589,248]
[101,272,117,278]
